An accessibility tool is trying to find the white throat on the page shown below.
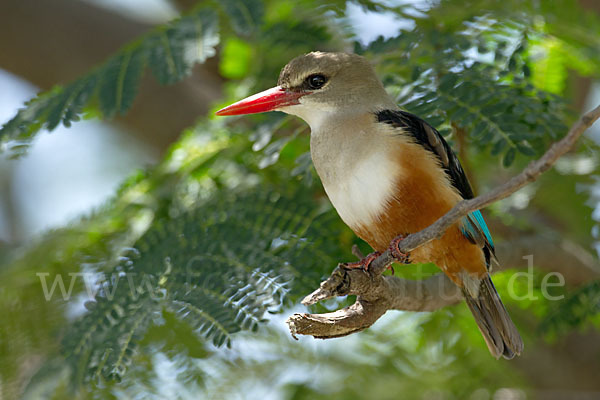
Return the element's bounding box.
[278,102,339,133]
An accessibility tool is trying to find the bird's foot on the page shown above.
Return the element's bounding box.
[342,251,382,272]
[389,234,410,264]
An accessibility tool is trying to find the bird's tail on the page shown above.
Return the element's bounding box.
[462,274,523,359]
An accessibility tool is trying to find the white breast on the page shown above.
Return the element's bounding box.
[303,111,402,231]
[321,151,398,230]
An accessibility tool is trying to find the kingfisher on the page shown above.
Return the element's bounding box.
[216,51,523,359]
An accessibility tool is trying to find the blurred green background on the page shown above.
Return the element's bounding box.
[0,0,600,399]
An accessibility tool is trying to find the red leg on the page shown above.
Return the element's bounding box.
[343,251,382,272]
[389,234,410,264]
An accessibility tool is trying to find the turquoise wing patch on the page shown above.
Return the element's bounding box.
[460,210,494,249]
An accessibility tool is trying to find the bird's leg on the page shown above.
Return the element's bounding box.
[342,251,382,272]
[389,234,410,264]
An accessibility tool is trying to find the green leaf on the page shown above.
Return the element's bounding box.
[479,128,495,145]
[471,121,489,138]
[516,142,536,156]
[98,47,147,117]
[45,82,88,131]
[62,75,99,126]
[491,138,507,156]
[0,93,55,156]
[149,11,219,85]
[411,66,422,81]
[503,147,516,167]
[530,38,569,94]
[439,74,458,92]
[219,0,264,35]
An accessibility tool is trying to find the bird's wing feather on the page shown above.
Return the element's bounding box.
[376,110,496,266]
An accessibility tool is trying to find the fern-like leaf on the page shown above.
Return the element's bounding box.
[148,12,219,85]
[0,8,219,158]
[63,187,339,384]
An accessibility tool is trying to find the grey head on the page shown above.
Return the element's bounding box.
[275,52,396,128]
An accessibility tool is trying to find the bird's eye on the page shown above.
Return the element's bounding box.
[306,74,327,90]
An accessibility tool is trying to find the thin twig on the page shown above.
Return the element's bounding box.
[351,244,365,260]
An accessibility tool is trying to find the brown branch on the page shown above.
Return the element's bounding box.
[287,104,600,340]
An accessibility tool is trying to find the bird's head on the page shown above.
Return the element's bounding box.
[215,52,394,129]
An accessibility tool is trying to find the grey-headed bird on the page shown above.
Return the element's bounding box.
[216,51,523,359]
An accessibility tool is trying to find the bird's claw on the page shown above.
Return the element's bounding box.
[389,234,410,264]
[342,251,382,272]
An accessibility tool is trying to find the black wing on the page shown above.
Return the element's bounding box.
[376,109,474,200]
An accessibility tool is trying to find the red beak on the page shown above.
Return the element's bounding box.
[215,86,306,116]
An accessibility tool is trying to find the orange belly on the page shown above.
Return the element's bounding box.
[352,143,487,285]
